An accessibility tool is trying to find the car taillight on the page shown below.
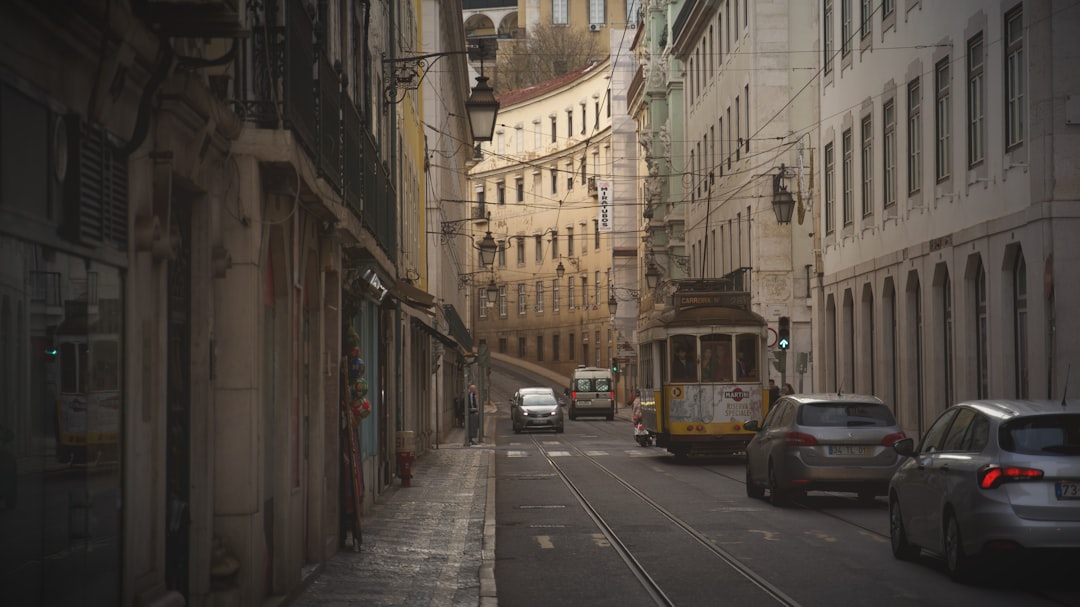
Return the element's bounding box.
[785,432,818,446]
[571,391,576,400]
[881,432,906,447]
[977,464,1044,489]
[610,391,615,400]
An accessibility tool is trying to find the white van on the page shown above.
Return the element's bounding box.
[568,367,616,421]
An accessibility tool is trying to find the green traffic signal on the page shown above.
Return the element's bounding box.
[778,316,790,350]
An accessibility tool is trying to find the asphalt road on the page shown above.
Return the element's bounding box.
[488,358,1080,607]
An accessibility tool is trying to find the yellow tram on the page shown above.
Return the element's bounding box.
[638,281,767,459]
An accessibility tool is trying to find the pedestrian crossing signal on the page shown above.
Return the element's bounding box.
[778,316,790,350]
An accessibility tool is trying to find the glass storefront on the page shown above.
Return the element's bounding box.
[0,236,123,605]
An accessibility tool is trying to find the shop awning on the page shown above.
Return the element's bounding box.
[389,280,435,309]
[442,304,473,354]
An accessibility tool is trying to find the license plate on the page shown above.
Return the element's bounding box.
[1055,480,1080,500]
[828,445,870,456]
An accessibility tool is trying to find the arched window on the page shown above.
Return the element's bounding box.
[1013,251,1028,398]
[975,259,987,398]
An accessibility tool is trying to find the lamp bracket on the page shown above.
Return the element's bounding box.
[382,48,476,104]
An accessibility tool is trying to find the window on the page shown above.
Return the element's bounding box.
[594,270,601,304]
[566,162,574,190]
[515,126,523,154]
[595,331,601,366]
[535,282,544,312]
[861,115,873,216]
[568,277,575,308]
[550,116,557,143]
[581,276,588,308]
[823,0,834,73]
[553,0,567,25]
[883,99,897,208]
[1013,251,1028,398]
[567,110,573,138]
[552,334,560,361]
[533,120,541,149]
[478,288,488,318]
[580,155,586,184]
[569,333,576,360]
[581,104,587,135]
[976,259,987,398]
[842,128,853,226]
[536,335,544,361]
[496,131,504,155]
[518,284,527,315]
[516,177,524,202]
[518,336,526,357]
[734,96,741,160]
[942,269,954,407]
[841,0,851,56]
[824,142,835,234]
[883,0,894,18]
[594,220,600,249]
[498,285,507,317]
[589,0,604,25]
[726,107,732,169]
[550,167,557,194]
[935,57,951,181]
[567,227,574,254]
[498,337,507,353]
[907,77,922,194]
[497,241,507,267]
[967,33,985,167]
[535,235,542,262]
[1005,5,1024,149]
[744,85,750,152]
[516,238,525,265]
[552,278,560,311]
[551,232,558,258]
[860,0,871,38]
[497,181,505,205]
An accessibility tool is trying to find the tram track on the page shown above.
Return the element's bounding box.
[527,432,802,607]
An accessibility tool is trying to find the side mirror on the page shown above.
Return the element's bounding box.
[893,437,916,457]
[743,420,761,432]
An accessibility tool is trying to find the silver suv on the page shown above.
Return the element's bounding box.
[511,387,564,434]
[744,393,906,505]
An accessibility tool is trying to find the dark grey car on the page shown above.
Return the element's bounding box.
[744,394,906,505]
[511,390,564,434]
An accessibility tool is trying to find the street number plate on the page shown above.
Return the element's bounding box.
[1055,480,1080,500]
[828,445,870,456]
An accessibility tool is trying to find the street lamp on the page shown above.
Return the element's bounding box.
[465,75,499,142]
[556,261,565,279]
[484,279,499,303]
[645,263,661,289]
[607,295,618,315]
[772,164,796,224]
[477,231,498,267]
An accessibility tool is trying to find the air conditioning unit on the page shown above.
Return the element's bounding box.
[589,23,601,32]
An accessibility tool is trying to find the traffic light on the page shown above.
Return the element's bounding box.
[777,316,791,350]
[611,357,619,373]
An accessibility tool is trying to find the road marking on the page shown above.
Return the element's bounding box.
[591,533,610,548]
[748,529,780,541]
[583,450,607,456]
[546,450,572,457]
[506,450,529,458]
[535,535,554,549]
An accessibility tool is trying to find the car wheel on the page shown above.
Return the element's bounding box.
[767,462,788,506]
[746,463,764,499]
[944,512,973,582]
[889,497,919,560]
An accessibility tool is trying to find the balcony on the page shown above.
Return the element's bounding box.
[234,0,396,260]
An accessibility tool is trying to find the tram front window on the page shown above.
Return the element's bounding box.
[735,334,759,380]
[670,335,697,383]
[700,334,733,382]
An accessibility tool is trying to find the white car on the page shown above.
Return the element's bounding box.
[888,399,1080,581]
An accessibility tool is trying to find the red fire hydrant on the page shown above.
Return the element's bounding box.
[397,450,414,487]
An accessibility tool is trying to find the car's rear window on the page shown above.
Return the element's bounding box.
[1000,414,1080,455]
[798,403,897,427]
[574,378,612,392]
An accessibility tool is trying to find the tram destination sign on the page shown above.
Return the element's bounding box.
[674,291,751,311]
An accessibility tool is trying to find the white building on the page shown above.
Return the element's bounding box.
[672,0,819,393]
[816,0,1080,437]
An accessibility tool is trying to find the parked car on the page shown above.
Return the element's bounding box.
[888,399,1080,581]
[744,393,906,505]
[511,389,564,434]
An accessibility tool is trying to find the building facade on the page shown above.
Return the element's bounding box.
[468,59,620,381]
[669,0,818,392]
[0,1,476,605]
[815,0,1080,437]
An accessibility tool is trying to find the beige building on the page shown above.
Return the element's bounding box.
[468,58,620,379]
